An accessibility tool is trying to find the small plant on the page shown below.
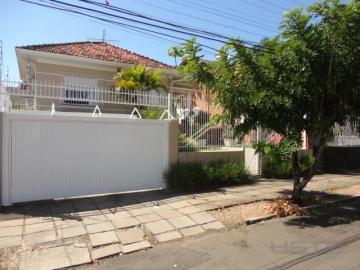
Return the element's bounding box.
[255,139,315,179]
[140,107,163,119]
[164,162,209,191]
[164,161,250,191]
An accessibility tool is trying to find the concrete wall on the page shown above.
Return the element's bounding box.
[178,149,245,164]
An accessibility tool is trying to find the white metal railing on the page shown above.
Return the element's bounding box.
[173,94,243,151]
[2,80,244,151]
[3,80,170,108]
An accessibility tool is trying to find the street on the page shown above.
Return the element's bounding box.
[81,198,360,270]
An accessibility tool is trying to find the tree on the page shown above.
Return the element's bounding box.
[113,65,165,91]
[174,0,360,203]
[168,46,184,67]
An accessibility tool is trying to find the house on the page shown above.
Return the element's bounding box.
[13,41,198,113]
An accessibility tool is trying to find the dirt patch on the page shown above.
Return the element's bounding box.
[210,201,270,226]
[328,184,360,197]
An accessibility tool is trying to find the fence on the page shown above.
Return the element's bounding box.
[331,122,360,146]
[1,80,243,152]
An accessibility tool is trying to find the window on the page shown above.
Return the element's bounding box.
[63,75,97,105]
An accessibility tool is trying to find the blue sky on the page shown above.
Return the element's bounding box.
[1,0,321,80]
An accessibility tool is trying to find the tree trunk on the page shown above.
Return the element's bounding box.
[291,151,303,204]
[291,136,327,204]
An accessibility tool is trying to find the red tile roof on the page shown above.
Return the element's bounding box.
[17,41,174,70]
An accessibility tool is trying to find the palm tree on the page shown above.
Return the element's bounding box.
[168,46,184,67]
[113,65,165,91]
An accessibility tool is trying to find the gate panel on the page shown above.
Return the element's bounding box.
[5,113,169,204]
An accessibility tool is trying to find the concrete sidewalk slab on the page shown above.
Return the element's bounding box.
[116,228,145,245]
[91,244,122,260]
[121,241,152,254]
[19,244,91,270]
[145,220,174,235]
[89,231,119,247]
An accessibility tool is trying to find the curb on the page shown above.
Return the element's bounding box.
[244,195,360,225]
[245,214,277,225]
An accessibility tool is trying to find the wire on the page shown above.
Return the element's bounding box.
[200,0,278,25]
[237,0,280,15]
[169,0,277,33]
[258,0,288,11]
[20,0,222,51]
[20,0,275,54]
[117,0,274,39]
[78,0,234,41]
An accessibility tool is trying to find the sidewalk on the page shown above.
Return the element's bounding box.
[0,173,359,269]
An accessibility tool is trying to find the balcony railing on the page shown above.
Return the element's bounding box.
[2,80,170,108]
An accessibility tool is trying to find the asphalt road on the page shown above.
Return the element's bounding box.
[81,198,360,270]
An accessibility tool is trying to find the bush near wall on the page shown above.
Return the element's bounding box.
[165,161,250,191]
[262,155,315,179]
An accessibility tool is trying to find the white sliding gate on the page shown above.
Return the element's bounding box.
[2,111,169,205]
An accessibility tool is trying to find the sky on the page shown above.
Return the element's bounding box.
[1,0,322,80]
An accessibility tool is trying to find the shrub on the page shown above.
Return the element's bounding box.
[140,107,163,119]
[262,153,315,179]
[164,162,209,191]
[165,161,250,191]
[256,139,315,179]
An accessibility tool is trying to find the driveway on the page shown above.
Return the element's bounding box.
[0,173,359,269]
[81,197,360,270]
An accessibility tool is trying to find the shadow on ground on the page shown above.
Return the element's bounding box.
[0,178,266,221]
[284,196,360,228]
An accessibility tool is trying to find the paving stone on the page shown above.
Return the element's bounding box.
[112,217,140,229]
[121,240,152,254]
[196,203,220,211]
[154,208,183,219]
[86,221,115,234]
[81,215,108,225]
[57,225,87,239]
[106,211,132,221]
[91,244,122,260]
[202,221,225,230]
[145,219,174,235]
[135,213,162,223]
[167,201,191,209]
[180,225,205,237]
[189,212,216,225]
[168,215,196,229]
[23,230,57,246]
[25,216,53,225]
[89,231,119,247]
[0,236,22,248]
[19,244,91,270]
[25,221,54,234]
[0,218,24,228]
[129,207,154,217]
[77,210,103,217]
[54,218,83,229]
[0,225,23,237]
[178,206,202,215]
[155,231,182,242]
[116,228,145,245]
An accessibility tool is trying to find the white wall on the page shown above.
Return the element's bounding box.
[2,111,170,205]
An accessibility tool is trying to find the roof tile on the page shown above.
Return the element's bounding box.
[17,41,173,70]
